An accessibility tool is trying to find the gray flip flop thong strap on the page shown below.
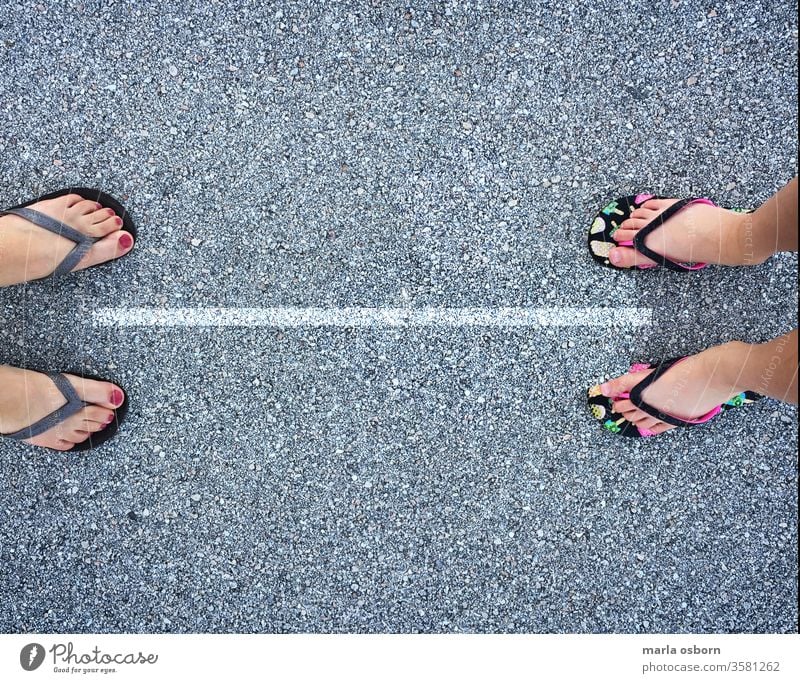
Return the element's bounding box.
[2,373,87,440]
[0,206,96,278]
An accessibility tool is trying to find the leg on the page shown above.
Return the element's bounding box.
[740,176,798,264]
[733,330,798,404]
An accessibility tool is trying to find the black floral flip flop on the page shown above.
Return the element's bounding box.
[587,358,762,438]
[1,187,137,282]
[1,370,129,452]
[587,193,750,271]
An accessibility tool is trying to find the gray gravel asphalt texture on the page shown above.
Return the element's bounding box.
[0,1,797,634]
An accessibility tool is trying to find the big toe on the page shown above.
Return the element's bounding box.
[63,374,125,410]
[72,230,134,272]
[600,369,653,398]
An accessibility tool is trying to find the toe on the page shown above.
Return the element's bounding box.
[618,406,656,423]
[629,207,657,220]
[69,429,91,443]
[601,369,654,398]
[59,193,86,207]
[635,416,662,430]
[87,215,124,238]
[83,405,115,424]
[72,230,134,271]
[91,207,116,223]
[641,198,675,211]
[611,399,636,413]
[52,439,76,451]
[60,406,113,433]
[612,229,640,243]
[619,217,648,231]
[647,422,676,435]
[72,199,102,215]
[62,375,125,410]
[608,246,658,269]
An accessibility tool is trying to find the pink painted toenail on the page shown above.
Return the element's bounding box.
[115,217,123,226]
[110,389,124,406]
[95,202,102,209]
[118,233,133,249]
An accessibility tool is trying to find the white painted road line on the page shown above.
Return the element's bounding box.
[93,307,651,327]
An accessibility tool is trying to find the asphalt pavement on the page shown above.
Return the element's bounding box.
[0,1,797,633]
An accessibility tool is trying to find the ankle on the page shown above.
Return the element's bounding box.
[725,212,769,266]
[711,341,754,393]
[741,333,799,402]
[736,209,784,265]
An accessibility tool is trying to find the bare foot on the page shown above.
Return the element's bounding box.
[607,198,753,269]
[0,366,124,451]
[596,341,751,435]
[0,192,134,286]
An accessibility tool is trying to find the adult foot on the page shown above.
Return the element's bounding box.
[0,192,134,286]
[597,341,751,435]
[608,198,755,269]
[0,366,124,451]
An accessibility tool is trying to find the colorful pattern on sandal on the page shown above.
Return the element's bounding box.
[588,193,661,270]
[587,360,763,438]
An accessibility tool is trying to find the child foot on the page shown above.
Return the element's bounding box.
[0,366,124,451]
[608,198,752,269]
[597,342,750,435]
[0,192,134,286]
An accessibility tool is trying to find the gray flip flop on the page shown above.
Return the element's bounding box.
[1,371,128,452]
[1,187,136,281]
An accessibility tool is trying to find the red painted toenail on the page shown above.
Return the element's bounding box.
[95,202,102,209]
[111,389,124,406]
[118,233,133,250]
[115,217,123,226]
